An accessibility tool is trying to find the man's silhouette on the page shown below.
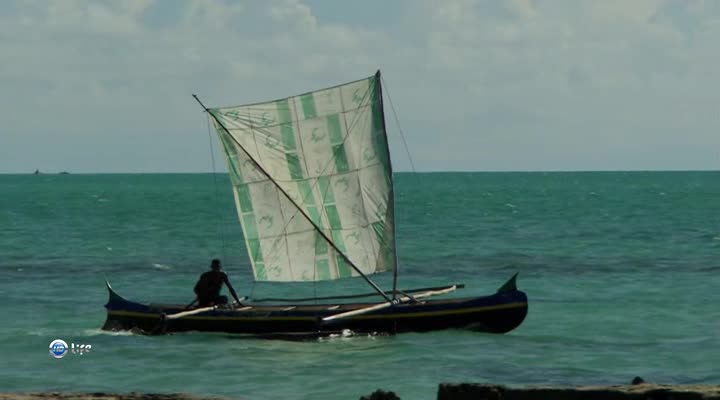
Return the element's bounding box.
[193,259,242,307]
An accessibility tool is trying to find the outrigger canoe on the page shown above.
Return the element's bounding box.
[102,72,531,338]
[102,274,528,337]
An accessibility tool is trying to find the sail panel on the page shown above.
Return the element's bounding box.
[210,73,395,282]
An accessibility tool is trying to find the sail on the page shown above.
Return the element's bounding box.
[208,72,396,282]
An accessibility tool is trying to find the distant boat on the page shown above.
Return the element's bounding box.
[102,71,529,337]
[58,171,70,175]
[33,169,40,175]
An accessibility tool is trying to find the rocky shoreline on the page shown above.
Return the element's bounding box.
[436,383,720,400]
[1,384,719,400]
[0,395,230,400]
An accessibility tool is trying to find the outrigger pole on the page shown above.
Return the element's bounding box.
[322,285,459,323]
[192,94,393,303]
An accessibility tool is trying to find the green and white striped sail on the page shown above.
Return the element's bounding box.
[208,72,396,282]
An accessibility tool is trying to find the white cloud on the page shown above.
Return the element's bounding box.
[0,0,718,173]
[270,0,316,30]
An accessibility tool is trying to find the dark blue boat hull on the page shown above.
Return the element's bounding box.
[102,276,528,337]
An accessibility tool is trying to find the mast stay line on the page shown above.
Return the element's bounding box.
[192,94,393,304]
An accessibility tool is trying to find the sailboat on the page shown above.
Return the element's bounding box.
[102,71,528,337]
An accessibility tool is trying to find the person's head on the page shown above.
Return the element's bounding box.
[211,259,222,271]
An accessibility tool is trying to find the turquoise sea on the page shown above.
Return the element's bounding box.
[1,172,718,400]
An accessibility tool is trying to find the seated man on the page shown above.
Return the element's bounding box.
[193,259,242,307]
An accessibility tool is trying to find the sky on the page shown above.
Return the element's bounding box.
[0,0,718,173]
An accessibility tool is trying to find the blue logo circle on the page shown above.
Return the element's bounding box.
[49,339,68,358]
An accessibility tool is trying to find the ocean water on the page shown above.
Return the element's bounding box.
[1,172,718,400]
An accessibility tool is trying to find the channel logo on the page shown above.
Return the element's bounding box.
[49,339,92,358]
[49,339,68,358]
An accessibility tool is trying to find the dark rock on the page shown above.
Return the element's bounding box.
[631,377,646,385]
[359,389,401,400]
[437,384,503,400]
[437,384,720,400]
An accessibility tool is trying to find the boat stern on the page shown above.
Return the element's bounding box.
[487,272,528,333]
[102,280,159,332]
[496,272,519,293]
[104,279,125,308]
[455,273,528,333]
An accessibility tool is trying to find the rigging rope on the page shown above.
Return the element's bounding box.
[206,116,228,262]
[380,75,417,173]
[380,74,415,300]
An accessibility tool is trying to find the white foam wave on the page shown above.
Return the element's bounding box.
[82,328,135,337]
[26,328,136,337]
[319,329,383,342]
[27,329,53,336]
